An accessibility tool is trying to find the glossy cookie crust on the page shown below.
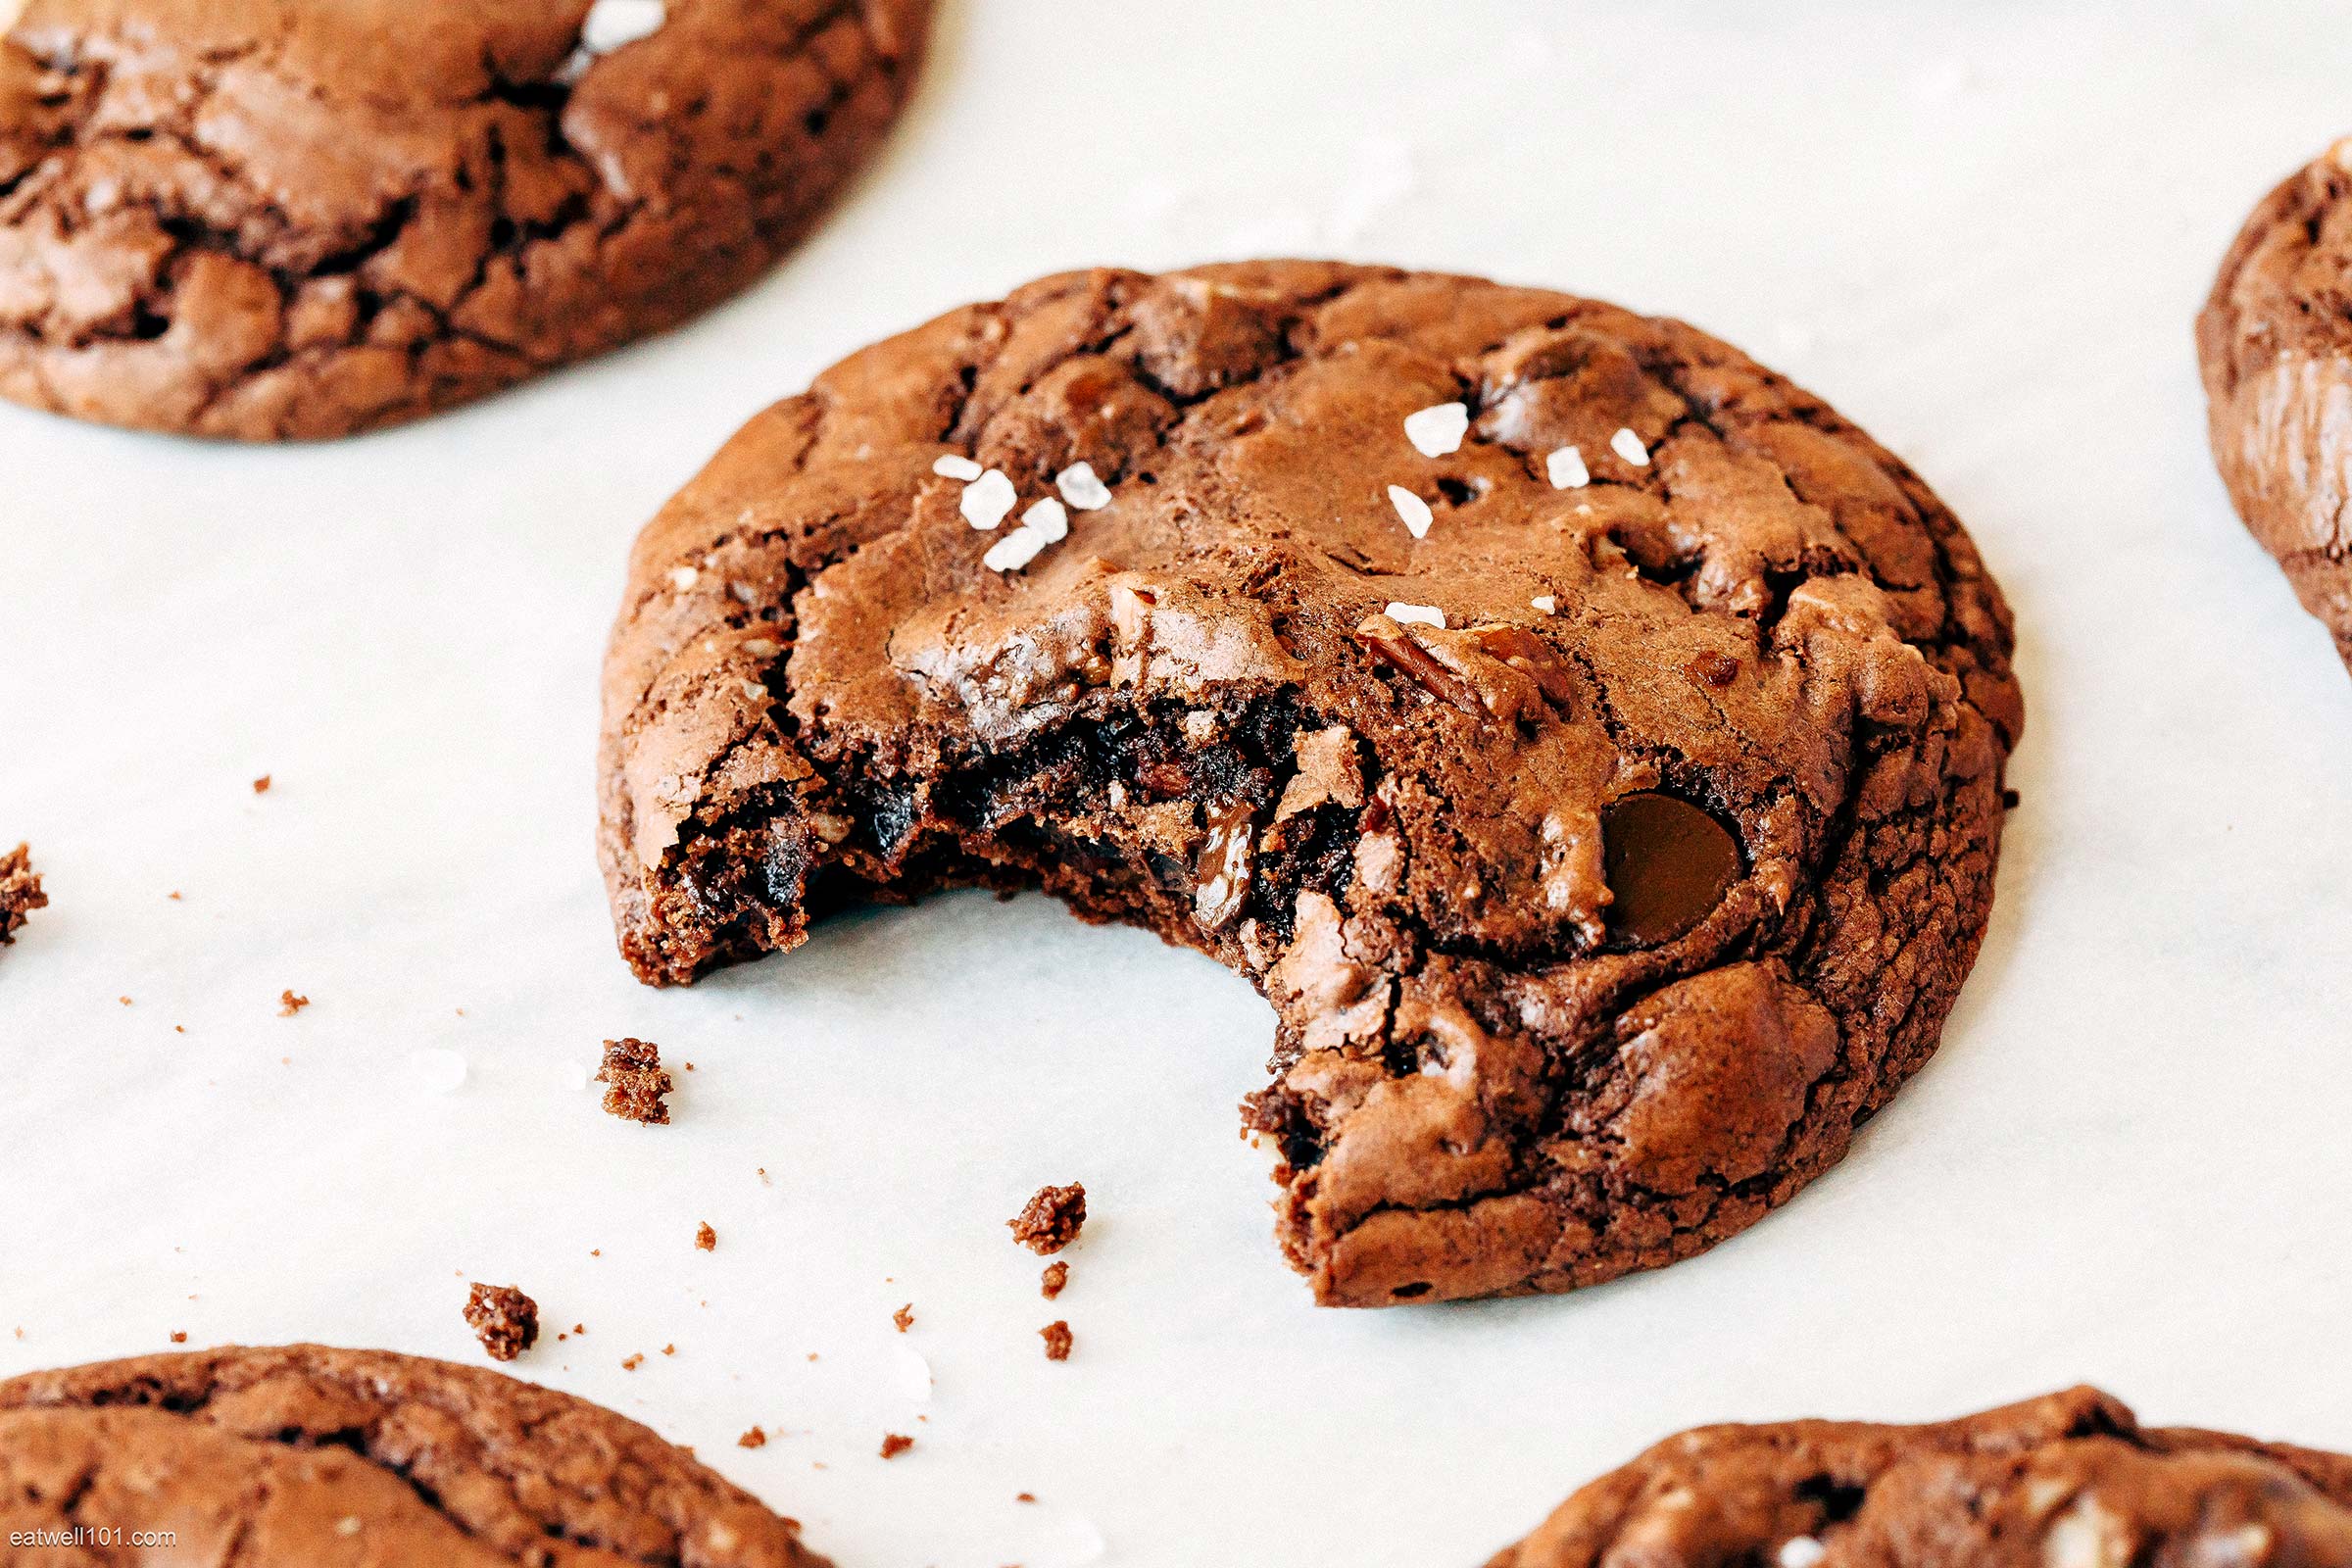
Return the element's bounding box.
[597,262,2023,1305]
[0,0,928,439]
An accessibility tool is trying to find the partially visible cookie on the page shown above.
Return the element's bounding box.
[2199,137,2352,670]
[0,1344,828,1565]
[597,263,2024,1307]
[1490,1387,2352,1568]
[0,0,931,439]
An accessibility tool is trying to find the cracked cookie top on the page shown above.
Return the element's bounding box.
[0,1344,827,1566]
[598,262,2022,1304]
[1488,1387,2352,1568]
[0,0,929,439]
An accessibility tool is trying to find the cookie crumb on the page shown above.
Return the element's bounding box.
[892,1303,914,1333]
[597,1037,672,1124]
[1039,1321,1072,1361]
[1016,1492,1037,1504]
[278,990,309,1017]
[463,1283,539,1361]
[0,845,47,945]
[621,1352,644,1371]
[1008,1183,1086,1254]
[169,1331,187,1344]
[879,1433,913,1460]
[1040,1262,1068,1299]
[662,1344,676,1356]
[738,1426,767,1449]
[695,1221,716,1251]
[252,774,271,795]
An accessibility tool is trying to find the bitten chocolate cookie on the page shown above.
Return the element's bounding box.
[0,0,929,440]
[2200,138,2352,670]
[0,1344,828,1565]
[1488,1386,2352,1567]
[597,263,2023,1306]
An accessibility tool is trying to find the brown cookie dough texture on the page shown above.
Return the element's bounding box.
[1489,1387,2352,1568]
[2200,137,2352,670]
[0,0,930,440]
[0,1344,828,1565]
[597,263,2024,1306]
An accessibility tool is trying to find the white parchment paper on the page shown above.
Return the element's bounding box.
[4,3,2350,1563]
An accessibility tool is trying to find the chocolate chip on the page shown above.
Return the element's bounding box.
[1685,650,1740,689]
[1194,801,1255,932]
[1600,793,1740,946]
[1355,619,1481,713]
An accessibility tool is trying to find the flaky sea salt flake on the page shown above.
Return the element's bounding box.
[1546,445,1590,489]
[1610,427,1650,466]
[1386,602,1445,629]
[932,454,983,482]
[1388,485,1434,539]
[1024,497,1069,543]
[984,526,1049,573]
[1403,402,1469,457]
[960,468,1017,531]
[581,0,664,53]
[1056,462,1112,511]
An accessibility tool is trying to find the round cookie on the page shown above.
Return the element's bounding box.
[2199,137,2352,670]
[0,1344,827,1566]
[0,0,930,440]
[1488,1387,2352,1567]
[597,262,2024,1306]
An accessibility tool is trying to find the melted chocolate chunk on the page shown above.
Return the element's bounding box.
[1194,802,1257,932]
[1600,793,1740,946]
[1354,619,1481,713]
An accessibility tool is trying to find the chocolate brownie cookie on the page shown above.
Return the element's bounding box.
[0,1344,828,1565]
[2200,137,2352,670]
[1488,1386,2352,1567]
[597,263,2023,1305]
[0,0,929,440]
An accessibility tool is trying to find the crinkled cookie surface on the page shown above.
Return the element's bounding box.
[0,0,929,438]
[598,262,2024,1305]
